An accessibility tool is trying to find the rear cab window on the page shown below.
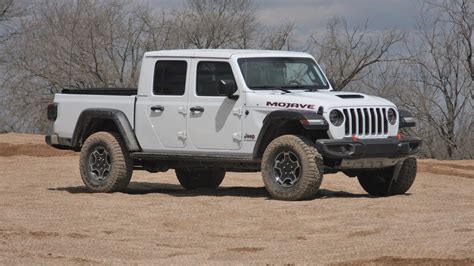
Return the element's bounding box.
[153,60,187,96]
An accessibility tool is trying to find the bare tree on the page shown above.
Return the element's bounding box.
[177,0,259,49]
[1,0,164,132]
[0,0,14,22]
[432,0,473,80]
[258,22,295,50]
[0,0,22,44]
[10,0,157,89]
[358,61,405,100]
[403,0,473,158]
[176,0,295,50]
[308,17,405,90]
[0,0,24,132]
[137,8,188,50]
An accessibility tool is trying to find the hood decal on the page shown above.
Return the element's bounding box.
[267,101,316,110]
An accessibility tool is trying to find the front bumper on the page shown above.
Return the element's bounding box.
[315,136,421,159]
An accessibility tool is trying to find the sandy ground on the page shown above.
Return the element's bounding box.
[0,133,473,265]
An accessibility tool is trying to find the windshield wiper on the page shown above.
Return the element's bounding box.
[250,86,292,93]
[250,85,329,92]
[305,85,329,92]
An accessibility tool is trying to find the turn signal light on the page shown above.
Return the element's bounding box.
[300,119,309,126]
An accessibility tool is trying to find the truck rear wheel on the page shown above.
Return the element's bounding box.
[261,135,323,201]
[357,157,417,196]
[79,132,133,192]
[175,168,226,189]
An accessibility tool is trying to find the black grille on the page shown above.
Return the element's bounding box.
[341,107,389,136]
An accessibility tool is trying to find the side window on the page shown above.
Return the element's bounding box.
[153,60,187,96]
[196,61,235,96]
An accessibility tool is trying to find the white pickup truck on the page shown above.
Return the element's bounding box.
[46,49,421,200]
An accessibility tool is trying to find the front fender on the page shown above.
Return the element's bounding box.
[252,109,328,158]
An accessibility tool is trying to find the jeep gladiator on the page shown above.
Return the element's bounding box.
[46,49,421,200]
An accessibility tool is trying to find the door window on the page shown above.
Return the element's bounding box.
[153,61,187,95]
[196,62,235,96]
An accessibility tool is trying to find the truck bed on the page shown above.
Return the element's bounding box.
[61,88,137,96]
[53,92,136,139]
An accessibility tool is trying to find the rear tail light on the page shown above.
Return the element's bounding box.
[47,103,58,121]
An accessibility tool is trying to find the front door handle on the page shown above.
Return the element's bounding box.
[190,106,205,113]
[151,105,165,112]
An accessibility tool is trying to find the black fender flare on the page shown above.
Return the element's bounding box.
[252,109,328,158]
[71,108,141,151]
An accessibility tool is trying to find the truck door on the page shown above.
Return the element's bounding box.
[187,60,243,150]
[135,59,189,151]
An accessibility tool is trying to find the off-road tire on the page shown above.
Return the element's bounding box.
[175,168,226,189]
[79,131,133,192]
[261,135,323,201]
[357,157,417,196]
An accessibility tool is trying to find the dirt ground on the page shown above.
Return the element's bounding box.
[0,133,473,265]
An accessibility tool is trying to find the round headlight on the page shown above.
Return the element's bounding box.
[387,108,397,125]
[329,110,344,126]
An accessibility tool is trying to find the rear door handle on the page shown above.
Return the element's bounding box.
[190,106,204,113]
[151,105,164,112]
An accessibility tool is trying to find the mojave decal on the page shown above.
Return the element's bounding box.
[266,101,316,109]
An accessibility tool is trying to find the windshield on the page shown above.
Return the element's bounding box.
[238,57,329,90]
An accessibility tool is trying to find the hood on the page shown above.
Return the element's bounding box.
[245,90,396,112]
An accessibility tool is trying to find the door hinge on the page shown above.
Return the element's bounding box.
[178,107,187,115]
[233,107,242,117]
[233,132,242,141]
[178,131,187,140]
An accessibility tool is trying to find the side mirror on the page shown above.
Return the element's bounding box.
[218,79,239,100]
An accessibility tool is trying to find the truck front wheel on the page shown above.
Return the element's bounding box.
[261,135,323,201]
[357,157,417,196]
[79,132,133,192]
[175,168,226,189]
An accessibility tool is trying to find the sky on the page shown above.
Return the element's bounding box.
[144,0,421,35]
